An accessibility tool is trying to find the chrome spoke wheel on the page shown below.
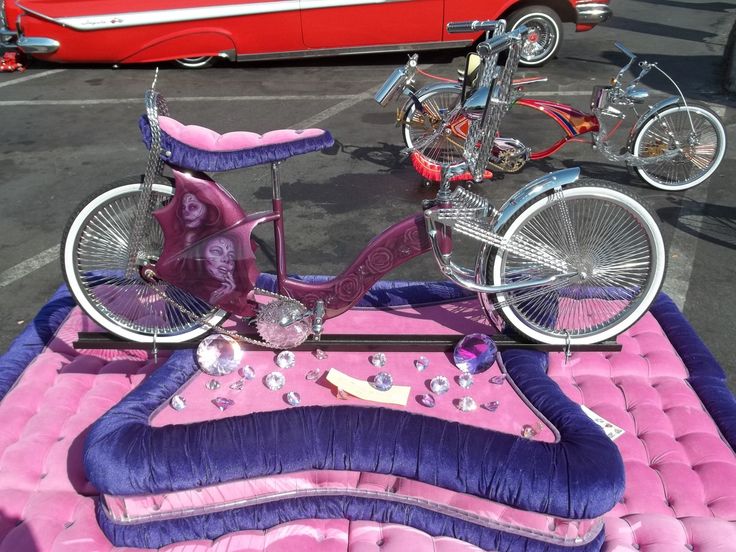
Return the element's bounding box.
[402,87,466,165]
[62,179,224,343]
[634,103,726,190]
[508,7,563,66]
[487,183,665,344]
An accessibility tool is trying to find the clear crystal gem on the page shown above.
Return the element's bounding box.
[370,353,387,368]
[305,368,321,381]
[372,371,394,391]
[521,424,538,439]
[205,379,221,390]
[457,373,474,389]
[414,356,430,372]
[336,388,350,400]
[238,365,256,380]
[482,400,500,412]
[455,396,478,412]
[264,371,286,391]
[196,334,243,376]
[453,334,498,374]
[256,300,310,349]
[430,375,450,395]
[212,397,235,411]
[229,380,244,391]
[276,351,296,369]
[489,375,507,385]
[286,391,301,406]
[418,394,436,408]
[313,349,328,360]
[170,395,186,410]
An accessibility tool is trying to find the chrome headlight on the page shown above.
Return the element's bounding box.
[624,85,649,104]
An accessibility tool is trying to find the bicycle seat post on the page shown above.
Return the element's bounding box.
[270,161,289,290]
[271,162,282,199]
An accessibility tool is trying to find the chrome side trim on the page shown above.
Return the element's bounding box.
[17,0,408,32]
[16,36,59,53]
[235,40,470,62]
[575,3,612,25]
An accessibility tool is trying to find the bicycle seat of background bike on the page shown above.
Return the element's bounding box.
[139,114,335,173]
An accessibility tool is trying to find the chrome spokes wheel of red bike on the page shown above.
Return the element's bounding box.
[402,87,466,165]
[633,103,727,190]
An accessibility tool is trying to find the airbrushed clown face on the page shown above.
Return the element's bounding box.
[181,193,206,228]
[204,237,235,282]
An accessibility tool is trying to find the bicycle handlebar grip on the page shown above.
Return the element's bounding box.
[477,25,528,58]
[446,19,498,34]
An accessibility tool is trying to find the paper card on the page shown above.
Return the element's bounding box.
[580,405,625,441]
[326,368,410,406]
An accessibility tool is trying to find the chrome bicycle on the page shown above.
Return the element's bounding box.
[61,27,666,349]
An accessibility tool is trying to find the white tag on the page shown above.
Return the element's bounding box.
[326,368,410,406]
[580,405,625,441]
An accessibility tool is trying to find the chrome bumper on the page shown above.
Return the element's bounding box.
[576,3,613,25]
[17,36,59,54]
[0,26,17,47]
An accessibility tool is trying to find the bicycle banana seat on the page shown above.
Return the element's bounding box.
[139,115,334,172]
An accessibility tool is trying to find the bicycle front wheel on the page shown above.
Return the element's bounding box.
[61,177,225,343]
[633,102,726,191]
[485,182,665,345]
[402,85,465,165]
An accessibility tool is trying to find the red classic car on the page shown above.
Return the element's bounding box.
[1,0,611,68]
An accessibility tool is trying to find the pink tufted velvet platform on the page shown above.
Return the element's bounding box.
[1,290,735,551]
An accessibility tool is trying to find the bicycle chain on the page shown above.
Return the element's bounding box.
[146,280,309,348]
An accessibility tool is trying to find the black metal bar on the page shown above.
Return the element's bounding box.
[74,332,622,352]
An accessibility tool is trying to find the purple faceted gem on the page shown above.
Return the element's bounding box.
[453,334,498,374]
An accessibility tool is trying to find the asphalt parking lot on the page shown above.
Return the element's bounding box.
[2,1,736,387]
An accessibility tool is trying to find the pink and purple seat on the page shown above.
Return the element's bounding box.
[139,115,334,172]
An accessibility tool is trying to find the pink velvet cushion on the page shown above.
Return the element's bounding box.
[158,116,328,153]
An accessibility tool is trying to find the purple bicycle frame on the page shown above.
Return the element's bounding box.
[153,170,447,320]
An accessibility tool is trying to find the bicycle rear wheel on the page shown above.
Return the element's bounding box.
[632,102,726,190]
[61,177,225,343]
[402,85,466,165]
[482,181,665,344]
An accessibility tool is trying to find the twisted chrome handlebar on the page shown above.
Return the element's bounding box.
[373,54,418,106]
[446,19,499,34]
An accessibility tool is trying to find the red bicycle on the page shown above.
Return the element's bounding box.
[378,22,726,191]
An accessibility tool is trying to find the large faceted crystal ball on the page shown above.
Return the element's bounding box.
[256,299,311,349]
[453,333,497,374]
[196,334,243,376]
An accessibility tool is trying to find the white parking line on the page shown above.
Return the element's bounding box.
[0,69,66,89]
[3,91,727,117]
[661,185,708,310]
[0,94,358,106]
[0,245,60,288]
[295,92,373,128]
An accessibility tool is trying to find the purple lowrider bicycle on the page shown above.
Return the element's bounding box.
[61,28,665,349]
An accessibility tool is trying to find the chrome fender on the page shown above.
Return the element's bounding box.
[625,95,681,151]
[474,167,581,316]
[400,82,462,118]
[492,167,581,231]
